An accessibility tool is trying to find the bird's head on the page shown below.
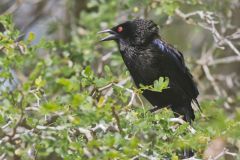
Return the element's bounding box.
[98,19,159,46]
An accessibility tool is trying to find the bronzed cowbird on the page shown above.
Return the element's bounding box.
[99,19,200,123]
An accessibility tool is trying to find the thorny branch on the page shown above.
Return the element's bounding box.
[175,9,240,109]
[175,9,240,56]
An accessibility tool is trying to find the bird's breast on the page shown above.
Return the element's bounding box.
[120,49,164,86]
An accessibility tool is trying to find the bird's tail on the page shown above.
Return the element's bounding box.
[193,98,201,112]
[171,103,195,123]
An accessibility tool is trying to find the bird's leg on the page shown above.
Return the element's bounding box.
[149,106,161,113]
[183,148,194,159]
[149,105,171,113]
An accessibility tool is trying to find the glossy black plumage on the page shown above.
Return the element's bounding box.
[99,19,200,122]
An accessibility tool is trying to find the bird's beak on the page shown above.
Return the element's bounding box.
[98,29,118,42]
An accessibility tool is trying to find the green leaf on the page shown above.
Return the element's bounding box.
[35,76,46,88]
[152,77,169,92]
[56,77,79,92]
[40,102,62,114]
[81,66,94,79]
[27,32,36,42]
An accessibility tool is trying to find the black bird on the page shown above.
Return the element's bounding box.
[99,19,200,123]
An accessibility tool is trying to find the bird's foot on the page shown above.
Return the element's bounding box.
[177,148,195,159]
[149,106,161,113]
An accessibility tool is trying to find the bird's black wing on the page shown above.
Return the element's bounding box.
[152,39,199,104]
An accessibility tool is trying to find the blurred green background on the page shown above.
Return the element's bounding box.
[0,0,239,159]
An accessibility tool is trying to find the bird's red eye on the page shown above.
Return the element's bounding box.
[117,26,123,33]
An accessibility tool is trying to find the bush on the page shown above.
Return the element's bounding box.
[0,0,239,159]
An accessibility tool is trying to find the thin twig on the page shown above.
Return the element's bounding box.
[1,121,12,129]
[202,65,221,96]
[169,118,196,134]
[127,92,135,107]
[111,106,123,134]
[78,127,93,141]
[175,9,240,56]
[9,91,24,138]
[208,55,240,65]
[212,148,237,160]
